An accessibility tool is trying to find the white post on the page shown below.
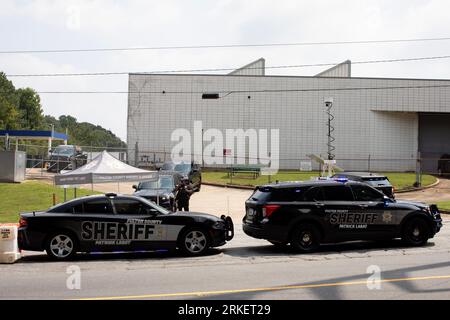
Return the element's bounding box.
[48,137,52,158]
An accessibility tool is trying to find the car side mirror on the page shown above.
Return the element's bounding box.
[382,196,392,206]
[132,185,137,190]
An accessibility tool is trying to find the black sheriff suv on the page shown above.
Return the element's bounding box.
[243,179,442,252]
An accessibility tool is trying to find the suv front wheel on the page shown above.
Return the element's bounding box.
[402,217,430,246]
[290,224,321,253]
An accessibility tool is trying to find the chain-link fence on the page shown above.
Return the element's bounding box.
[5,141,450,187]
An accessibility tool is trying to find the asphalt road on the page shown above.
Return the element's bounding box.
[1,216,449,300]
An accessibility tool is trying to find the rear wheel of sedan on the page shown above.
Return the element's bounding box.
[290,224,321,253]
[45,232,77,260]
[178,228,210,256]
[402,217,430,246]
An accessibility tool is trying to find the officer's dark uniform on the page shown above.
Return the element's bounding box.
[175,180,194,211]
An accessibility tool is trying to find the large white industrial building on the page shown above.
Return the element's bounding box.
[127,58,450,173]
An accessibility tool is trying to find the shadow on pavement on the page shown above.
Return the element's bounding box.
[193,260,450,300]
[222,239,436,258]
[18,248,223,263]
[19,239,436,263]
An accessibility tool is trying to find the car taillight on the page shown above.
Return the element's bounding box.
[262,205,280,218]
[19,217,27,228]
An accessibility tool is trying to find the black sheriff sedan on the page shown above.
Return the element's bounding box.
[243,179,442,252]
[18,193,234,260]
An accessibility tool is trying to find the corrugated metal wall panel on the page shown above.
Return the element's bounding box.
[127,73,450,171]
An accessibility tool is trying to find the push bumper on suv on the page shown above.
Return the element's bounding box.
[430,205,443,237]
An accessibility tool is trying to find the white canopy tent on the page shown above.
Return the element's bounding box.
[54,150,158,186]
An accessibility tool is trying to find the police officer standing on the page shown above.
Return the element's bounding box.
[175,178,194,211]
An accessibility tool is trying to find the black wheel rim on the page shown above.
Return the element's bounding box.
[407,221,426,243]
[299,230,314,248]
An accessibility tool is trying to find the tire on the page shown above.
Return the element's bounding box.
[402,217,430,246]
[178,227,210,256]
[290,224,321,253]
[45,232,78,260]
[268,240,289,249]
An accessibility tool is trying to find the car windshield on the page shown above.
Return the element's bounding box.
[47,197,80,212]
[52,146,74,156]
[138,176,174,190]
[174,163,191,174]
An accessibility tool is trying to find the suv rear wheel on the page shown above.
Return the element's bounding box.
[290,224,321,253]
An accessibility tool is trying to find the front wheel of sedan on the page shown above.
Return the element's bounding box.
[45,232,77,260]
[178,228,210,256]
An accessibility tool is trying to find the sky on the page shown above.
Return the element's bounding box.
[2,0,450,142]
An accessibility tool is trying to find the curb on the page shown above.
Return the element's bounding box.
[203,182,254,190]
[395,178,441,194]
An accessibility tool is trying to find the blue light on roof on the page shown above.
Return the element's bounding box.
[334,177,349,183]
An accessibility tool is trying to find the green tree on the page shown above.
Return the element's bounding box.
[16,88,44,130]
[0,72,20,129]
[42,115,126,149]
[1,71,126,150]
[59,115,77,130]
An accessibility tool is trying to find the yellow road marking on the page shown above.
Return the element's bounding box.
[77,274,450,300]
